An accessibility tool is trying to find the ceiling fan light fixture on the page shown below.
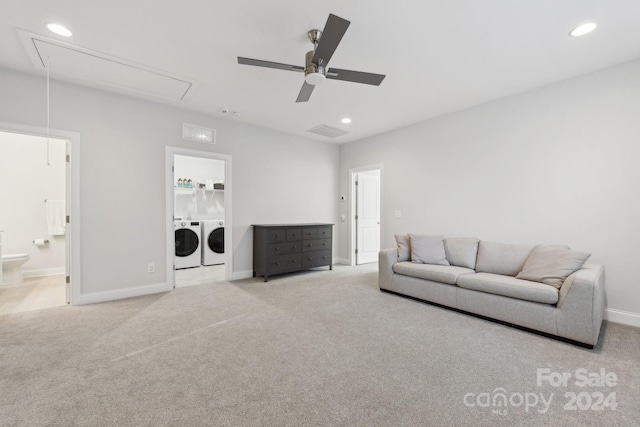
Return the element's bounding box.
[305,72,326,86]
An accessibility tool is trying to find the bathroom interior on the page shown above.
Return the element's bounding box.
[173,154,226,287]
[0,130,68,315]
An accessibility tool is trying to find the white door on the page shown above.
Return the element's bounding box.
[356,170,380,264]
[65,139,71,304]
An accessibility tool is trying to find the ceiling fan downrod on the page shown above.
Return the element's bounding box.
[305,29,326,85]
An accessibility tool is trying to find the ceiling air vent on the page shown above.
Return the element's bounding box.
[306,124,349,138]
[182,123,216,143]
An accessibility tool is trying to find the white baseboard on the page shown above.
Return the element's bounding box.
[231,270,254,281]
[77,282,168,305]
[23,267,66,278]
[334,257,350,265]
[605,308,640,328]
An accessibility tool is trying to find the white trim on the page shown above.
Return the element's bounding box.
[231,270,254,281]
[348,164,383,266]
[334,257,350,265]
[605,308,640,328]
[23,267,66,278]
[165,147,232,289]
[78,282,168,305]
[0,121,81,306]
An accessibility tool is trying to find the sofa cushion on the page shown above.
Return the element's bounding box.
[457,272,559,305]
[516,246,591,289]
[409,234,450,266]
[395,234,411,262]
[444,237,479,269]
[475,241,535,276]
[393,262,475,285]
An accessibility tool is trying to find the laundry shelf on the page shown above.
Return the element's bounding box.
[174,188,224,195]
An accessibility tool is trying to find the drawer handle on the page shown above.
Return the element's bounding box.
[293,246,297,249]
[322,242,326,246]
[275,262,279,266]
[292,259,297,263]
[275,247,280,251]
[322,256,326,259]
[308,244,313,247]
[308,257,312,261]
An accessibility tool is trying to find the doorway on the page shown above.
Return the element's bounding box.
[0,126,77,313]
[165,147,232,288]
[350,167,382,265]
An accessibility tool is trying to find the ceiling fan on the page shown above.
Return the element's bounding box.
[237,13,386,103]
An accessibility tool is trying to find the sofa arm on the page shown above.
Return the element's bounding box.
[556,263,605,346]
[378,248,398,290]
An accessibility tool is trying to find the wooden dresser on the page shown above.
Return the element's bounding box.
[252,223,333,281]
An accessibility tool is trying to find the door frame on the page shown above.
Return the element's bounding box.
[349,164,383,266]
[165,146,232,288]
[0,121,81,305]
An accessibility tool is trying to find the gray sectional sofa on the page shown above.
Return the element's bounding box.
[378,236,605,348]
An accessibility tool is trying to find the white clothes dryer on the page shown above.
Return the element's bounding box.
[201,220,225,265]
[174,220,201,269]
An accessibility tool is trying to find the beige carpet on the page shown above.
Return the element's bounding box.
[0,264,638,426]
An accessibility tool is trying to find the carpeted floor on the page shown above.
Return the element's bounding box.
[0,264,638,426]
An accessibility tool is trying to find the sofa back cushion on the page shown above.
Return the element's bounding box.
[475,241,535,276]
[444,238,479,269]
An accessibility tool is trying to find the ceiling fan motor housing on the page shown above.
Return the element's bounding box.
[304,50,326,85]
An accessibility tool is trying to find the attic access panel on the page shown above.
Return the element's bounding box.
[17,29,196,101]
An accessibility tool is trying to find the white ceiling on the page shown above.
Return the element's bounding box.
[2,1,640,144]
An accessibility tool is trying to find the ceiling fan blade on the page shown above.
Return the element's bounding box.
[326,68,386,86]
[296,82,315,103]
[238,57,304,72]
[312,14,350,67]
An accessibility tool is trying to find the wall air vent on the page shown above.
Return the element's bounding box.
[182,123,216,143]
[306,124,349,138]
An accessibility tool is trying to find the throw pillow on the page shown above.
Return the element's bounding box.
[444,237,479,269]
[409,234,450,266]
[395,234,411,262]
[516,245,591,288]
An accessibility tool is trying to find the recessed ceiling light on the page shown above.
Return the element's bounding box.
[46,23,73,37]
[341,117,352,124]
[570,22,597,37]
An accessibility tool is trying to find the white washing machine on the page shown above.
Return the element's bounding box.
[201,220,225,266]
[174,220,201,269]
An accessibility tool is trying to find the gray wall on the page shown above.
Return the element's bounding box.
[0,67,339,295]
[339,59,640,317]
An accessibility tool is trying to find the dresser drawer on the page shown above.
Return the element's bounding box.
[268,254,301,272]
[302,238,331,252]
[268,242,301,257]
[267,229,287,243]
[303,227,332,240]
[316,227,331,239]
[286,229,302,241]
[302,228,318,239]
[302,250,332,268]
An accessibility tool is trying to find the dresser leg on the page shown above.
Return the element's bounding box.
[330,265,333,270]
[264,275,269,282]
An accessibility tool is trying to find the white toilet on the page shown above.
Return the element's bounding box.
[1,253,30,286]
